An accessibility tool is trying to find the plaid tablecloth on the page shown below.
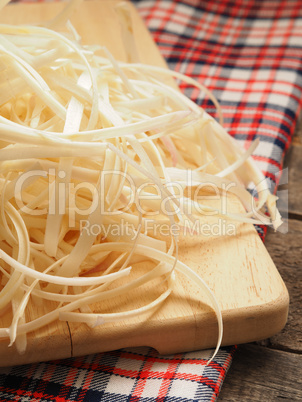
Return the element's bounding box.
[0,0,301,401]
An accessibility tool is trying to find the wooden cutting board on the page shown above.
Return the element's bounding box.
[0,0,289,367]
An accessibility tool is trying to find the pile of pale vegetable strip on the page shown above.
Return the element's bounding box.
[0,0,281,361]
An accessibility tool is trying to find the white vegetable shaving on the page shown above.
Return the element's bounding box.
[0,0,281,362]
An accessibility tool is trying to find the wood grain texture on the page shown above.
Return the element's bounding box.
[218,344,302,401]
[262,220,302,353]
[278,116,302,220]
[0,0,289,366]
[220,123,302,401]
[285,145,302,218]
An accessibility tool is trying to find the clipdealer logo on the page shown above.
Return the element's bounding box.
[79,218,237,239]
[12,167,287,235]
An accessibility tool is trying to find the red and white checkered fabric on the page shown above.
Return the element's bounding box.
[0,0,301,401]
[0,346,237,401]
[134,0,302,239]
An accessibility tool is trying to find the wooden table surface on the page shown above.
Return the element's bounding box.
[219,123,302,401]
